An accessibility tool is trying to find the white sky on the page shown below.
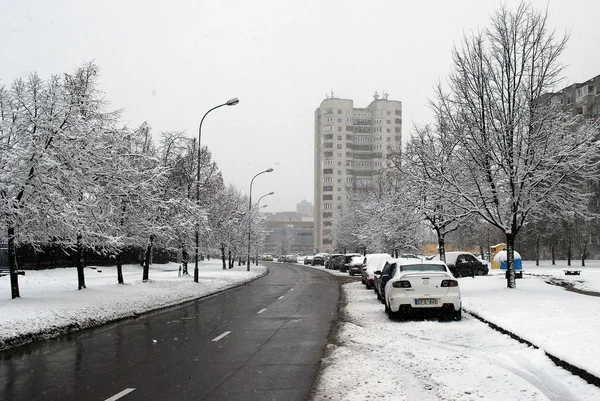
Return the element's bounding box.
[1,0,598,212]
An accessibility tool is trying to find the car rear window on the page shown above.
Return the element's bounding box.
[400,264,446,272]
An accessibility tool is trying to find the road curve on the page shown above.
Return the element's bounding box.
[0,262,339,401]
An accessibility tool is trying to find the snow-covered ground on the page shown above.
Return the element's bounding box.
[307,259,600,401]
[3,258,600,400]
[0,260,266,350]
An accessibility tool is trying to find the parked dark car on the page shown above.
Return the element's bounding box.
[339,253,362,273]
[347,255,365,276]
[374,260,399,303]
[312,253,328,266]
[434,251,489,277]
[304,255,314,265]
[326,254,344,270]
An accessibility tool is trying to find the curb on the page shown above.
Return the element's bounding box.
[465,309,600,388]
[0,267,270,353]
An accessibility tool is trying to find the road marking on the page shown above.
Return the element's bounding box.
[289,288,294,291]
[212,331,231,342]
[105,388,135,401]
[278,296,284,299]
[257,308,267,314]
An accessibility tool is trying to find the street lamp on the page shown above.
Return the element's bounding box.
[254,192,274,266]
[194,97,239,283]
[247,169,273,271]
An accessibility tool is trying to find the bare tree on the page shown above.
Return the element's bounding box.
[432,2,599,287]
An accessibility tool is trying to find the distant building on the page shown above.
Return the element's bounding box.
[544,74,600,118]
[262,201,315,255]
[314,93,403,253]
[296,200,314,219]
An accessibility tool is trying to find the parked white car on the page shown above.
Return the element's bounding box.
[384,260,461,321]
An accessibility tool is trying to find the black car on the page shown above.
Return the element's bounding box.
[374,260,398,303]
[312,253,328,266]
[326,254,344,270]
[339,253,362,273]
[441,252,489,277]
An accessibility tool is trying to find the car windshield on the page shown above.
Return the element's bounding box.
[399,264,446,272]
[332,255,344,261]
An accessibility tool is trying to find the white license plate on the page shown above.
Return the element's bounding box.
[415,298,438,305]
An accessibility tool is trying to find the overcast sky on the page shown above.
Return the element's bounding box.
[1,0,598,212]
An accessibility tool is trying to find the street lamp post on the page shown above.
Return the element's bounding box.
[254,192,274,266]
[247,170,273,271]
[194,97,239,283]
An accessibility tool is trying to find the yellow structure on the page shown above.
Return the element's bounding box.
[490,243,507,270]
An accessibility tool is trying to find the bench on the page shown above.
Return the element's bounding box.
[0,268,25,277]
[563,269,582,276]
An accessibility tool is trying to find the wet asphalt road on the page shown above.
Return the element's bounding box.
[0,262,340,401]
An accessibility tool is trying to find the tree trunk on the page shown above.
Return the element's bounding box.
[228,250,232,269]
[582,242,587,267]
[116,251,124,284]
[8,226,20,299]
[567,238,572,267]
[535,238,540,267]
[221,245,226,270]
[437,230,446,262]
[143,234,154,282]
[551,242,556,265]
[505,232,516,289]
[76,233,86,290]
[479,244,484,261]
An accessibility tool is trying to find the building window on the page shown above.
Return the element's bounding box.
[337,179,342,183]
[324,203,333,209]
[337,196,342,200]
[337,109,342,114]
[337,126,342,132]
[386,120,391,124]
[324,160,333,166]
[337,135,342,140]
[386,111,391,116]
[323,212,332,218]
[338,161,342,166]
[386,128,391,133]
[395,110,401,116]
[337,118,342,123]
[323,168,333,174]
[337,187,342,191]
[323,186,333,192]
[337,170,342,175]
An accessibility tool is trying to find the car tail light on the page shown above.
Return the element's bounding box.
[392,280,411,288]
[441,279,458,287]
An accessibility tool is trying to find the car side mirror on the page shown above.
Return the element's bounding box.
[374,270,382,275]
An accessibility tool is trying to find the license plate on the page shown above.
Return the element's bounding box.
[415,298,438,305]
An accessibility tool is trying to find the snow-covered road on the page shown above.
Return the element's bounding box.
[310,281,600,401]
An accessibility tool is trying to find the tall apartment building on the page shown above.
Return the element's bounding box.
[314,93,402,253]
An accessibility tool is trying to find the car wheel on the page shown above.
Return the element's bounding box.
[376,291,381,301]
[361,277,365,284]
[451,308,462,321]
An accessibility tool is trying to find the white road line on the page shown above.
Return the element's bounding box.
[289,288,294,291]
[257,308,267,314]
[212,331,232,342]
[278,295,284,299]
[105,388,135,401]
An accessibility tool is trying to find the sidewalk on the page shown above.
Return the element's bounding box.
[0,260,267,351]
[460,260,600,380]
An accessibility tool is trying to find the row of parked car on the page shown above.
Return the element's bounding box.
[304,252,366,275]
[299,251,489,321]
